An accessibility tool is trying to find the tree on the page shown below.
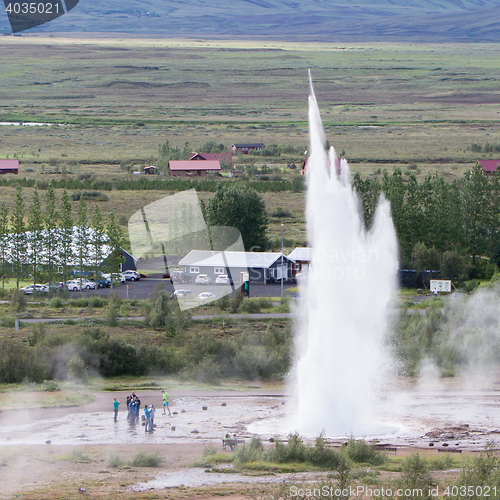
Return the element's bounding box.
[462,163,488,264]
[11,186,26,289]
[27,185,44,287]
[58,190,73,284]
[44,182,59,287]
[75,198,89,279]
[0,203,9,291]
[106,209,125,288]
[205,185,269,251]
[90,204,106,284]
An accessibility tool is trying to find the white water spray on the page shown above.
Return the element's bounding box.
[290,75,399,436]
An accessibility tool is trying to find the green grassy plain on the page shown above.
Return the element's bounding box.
[1,38,500,245]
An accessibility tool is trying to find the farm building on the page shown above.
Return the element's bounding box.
[178,250,294,284]
[168,160,221,177]
[144,165,158,175]
[287,247,312,276]
[231,143,265,154]
[189,152,232,165]
[0,159,19,175]
[478,159,500,174]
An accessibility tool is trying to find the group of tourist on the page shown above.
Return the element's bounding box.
[112,389,172,432]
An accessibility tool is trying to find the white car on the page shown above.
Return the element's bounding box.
[122,270,141,281]
[66,280,82,291]
[81,279,96,290]
[20,284,49,295]
[195,274,212,285]
[170,289,192,299]
[215,275,233,285]
[198,292,216,301]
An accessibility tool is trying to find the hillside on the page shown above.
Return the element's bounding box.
[2,0,500,41]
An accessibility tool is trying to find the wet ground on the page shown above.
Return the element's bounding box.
[1,382,500,494]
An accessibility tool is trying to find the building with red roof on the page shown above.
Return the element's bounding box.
[478,159,500,174]
[168,160,221,177]
[189,152,232,164]
[0,159,19,175]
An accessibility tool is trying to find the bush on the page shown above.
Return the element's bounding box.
[266,432,306,463]
[130,451,162,467]
[343,436,385,465]
[108,453,124,467]
[42,380,61,392]
[67,355,88,381]
[27,323,46,346]
[234,435,264,465]
[398,453,433,500]
[238,299,262,313]
[10,289,27,314]
[50,297,64,309]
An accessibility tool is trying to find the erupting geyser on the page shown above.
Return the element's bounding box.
[290,75,399,436]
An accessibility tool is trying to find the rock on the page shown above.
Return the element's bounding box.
[202,406,208,410]
[45,440,51,445]
[191,429,199,434]
[429,442,434,447]
[173,411,178,415]
[221,403,226,406]
[281,401,286,405]
[171,426,176,431]
[442,443,449,447]
[181,409,186,413]
[269,437,275,442]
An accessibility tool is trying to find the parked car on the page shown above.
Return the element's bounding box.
[195,274,212,285]
[122,270,141,281]
[89,276,110,288]
[197,292,216,301]
[215,274,233,285]
[20,284,49,295]
[169,289,192,299]
[44,281,64,291]
[66,280,82,291]
[170,271,192,284]
[102,273,126,285]
[81,279,96,290]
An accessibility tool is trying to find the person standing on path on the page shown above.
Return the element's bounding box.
[161,389,171,416]
[144,405,152,433]
[113,398,121,422]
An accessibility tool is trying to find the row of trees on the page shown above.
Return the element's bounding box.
[353,164,500,277]
[0,184,125,290]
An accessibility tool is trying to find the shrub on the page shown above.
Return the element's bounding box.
[234,436,264,465]
[10,289,27,313]
[238,299,261,313]
[50,296,64,309]
[27,323,46,346]
[108,453,124,467]
[398,453,433,500]
[42,380,61,392]
[68,355,88,381]
[343,436,385,465]
[130,451,162,467]
[266,432,306,463]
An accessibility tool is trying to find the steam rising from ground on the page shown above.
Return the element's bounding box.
[289,76,399,436]
[416,285,500,387]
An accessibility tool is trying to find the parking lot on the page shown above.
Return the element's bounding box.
[78,275,298,301]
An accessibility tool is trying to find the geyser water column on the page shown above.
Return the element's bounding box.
[291,76,399,436]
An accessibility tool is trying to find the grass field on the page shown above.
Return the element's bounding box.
[1,37,500,245]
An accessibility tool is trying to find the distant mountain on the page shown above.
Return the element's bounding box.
[1,0,500,41]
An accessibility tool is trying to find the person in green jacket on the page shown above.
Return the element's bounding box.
[161,389,171,416]
[113,397,121,422]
